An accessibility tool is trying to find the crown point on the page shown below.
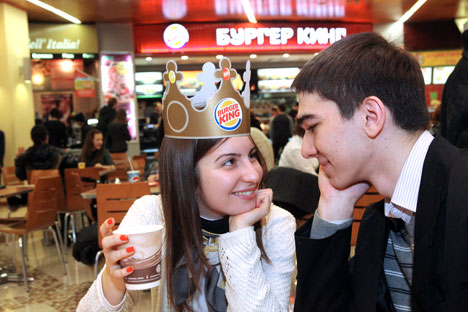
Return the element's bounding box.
[222,67,230,80]
[169,71,176,83]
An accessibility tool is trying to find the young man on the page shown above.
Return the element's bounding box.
[293,32,468,311]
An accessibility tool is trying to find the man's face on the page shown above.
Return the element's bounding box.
[297,92,367,189]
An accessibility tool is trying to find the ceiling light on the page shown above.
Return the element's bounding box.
[145,57,153,62]
[26,0,81,24]
[216,55,223,59]
[241,0,257,23]
[250,54,257,59]
[398,0,427,23]
[283,53,290,58]
[181,55,189,60]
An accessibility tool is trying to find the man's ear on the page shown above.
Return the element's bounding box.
[360,96,386,138]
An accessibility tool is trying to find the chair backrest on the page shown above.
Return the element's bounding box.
[108,153,130,181]
[1,166,23,186]
[96,182,151,246]
[265,167,320,222]
[64,171,95,220]
[26,176,61,231]
[65,167,100,190]
[131,154,147,176]
[351,186,384,246]
[28,169,65,210]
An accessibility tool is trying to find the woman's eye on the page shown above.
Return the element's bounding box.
[223,159,234,166]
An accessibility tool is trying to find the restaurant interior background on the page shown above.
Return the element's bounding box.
[0,0,468,311]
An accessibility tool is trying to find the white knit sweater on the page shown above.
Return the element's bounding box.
[77,195,296,312]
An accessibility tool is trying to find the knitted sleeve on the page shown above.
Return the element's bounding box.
[218,205,296,312]
[76,195,164,311]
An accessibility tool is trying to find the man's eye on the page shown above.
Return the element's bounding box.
[307,124,317,132]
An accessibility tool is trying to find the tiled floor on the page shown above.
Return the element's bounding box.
[0,202,152,311]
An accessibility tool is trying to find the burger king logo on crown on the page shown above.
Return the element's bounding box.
[162,57,251,139]
[214,98,242,131]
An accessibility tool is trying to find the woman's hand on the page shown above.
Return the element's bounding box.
[229,188,272,232]
[94,163,103,169]
[100,218,135,305]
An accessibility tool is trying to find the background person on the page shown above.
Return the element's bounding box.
[15,124,62,181]
[293,32,468,311]
[44,107,68,148]
[80,128,115,171]
[107,109,131,153]
[97,97,118,145]
[269,104,293,162]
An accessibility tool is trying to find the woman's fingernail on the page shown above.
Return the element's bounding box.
[120,235,128,241]
[126,246,134,253]
[126,267,133,273]
[107,218,113,225]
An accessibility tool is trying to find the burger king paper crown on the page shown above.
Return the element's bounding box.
[162,57,251,139]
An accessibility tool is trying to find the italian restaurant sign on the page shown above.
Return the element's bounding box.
[134,22,372,54]
[29,23,98,54]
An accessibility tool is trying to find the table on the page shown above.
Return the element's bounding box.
[80,183,160,199]
[0,185,34,198]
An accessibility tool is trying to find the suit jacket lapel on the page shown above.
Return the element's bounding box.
[412,137,450,310]
[353,200,389,311]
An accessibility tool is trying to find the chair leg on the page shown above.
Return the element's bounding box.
[11,234,16,268]
[94,250,104,279]
[54,221,67,263]
[63,212,70,248]
[70,214,77,243]
[18,235,29,292]
[49,225,67,275]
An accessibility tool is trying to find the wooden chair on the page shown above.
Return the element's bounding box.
[0,176,67,292]
[1,166,23,186]
[131,154,147,177]
[108,153,130,181]
[94,182,151,277]
[65,167,100,189]
[351,186,384,246]
[62,170,97,248]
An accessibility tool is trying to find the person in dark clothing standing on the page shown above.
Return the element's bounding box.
[270,104,293,162]
[15,125,62,180]
[44,108,68,148]
[440,27,468,148]
[97,97,117,144]
[73,113,92,146]
[107,109,131,153]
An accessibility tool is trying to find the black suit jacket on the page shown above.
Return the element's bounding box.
[294,136,468,311]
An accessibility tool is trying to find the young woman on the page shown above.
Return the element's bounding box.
[77,134,296,311]
[80,128,115,171]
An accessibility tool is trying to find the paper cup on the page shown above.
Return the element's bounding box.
[114,224,163,290]
[127,170,140,183]
[78,162,86,169]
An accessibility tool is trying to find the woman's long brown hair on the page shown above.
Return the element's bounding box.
[80,128,104,164]
[160,136,269,312]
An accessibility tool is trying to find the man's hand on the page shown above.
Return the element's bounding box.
[317,169,370,222]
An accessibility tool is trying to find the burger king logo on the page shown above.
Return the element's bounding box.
[214,98,242,131]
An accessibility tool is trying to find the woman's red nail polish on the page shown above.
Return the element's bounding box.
[107,218,113,225]
[126,246,134,253]
[120,235,128,241]
[126,267,133,273]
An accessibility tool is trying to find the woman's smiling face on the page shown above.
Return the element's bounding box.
[196,136,263,219]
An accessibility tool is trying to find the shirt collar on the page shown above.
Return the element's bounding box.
[384,130,434,223]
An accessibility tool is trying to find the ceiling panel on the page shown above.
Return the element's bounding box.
[4,0,464,25]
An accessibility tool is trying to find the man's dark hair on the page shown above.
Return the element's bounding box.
[107,97,118,108]
[278,104,287,112]
[31,124,48,145]
[49,108,62,119]
[292,32,430,132]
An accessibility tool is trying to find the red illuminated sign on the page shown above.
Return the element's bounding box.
[134,22,372,55]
